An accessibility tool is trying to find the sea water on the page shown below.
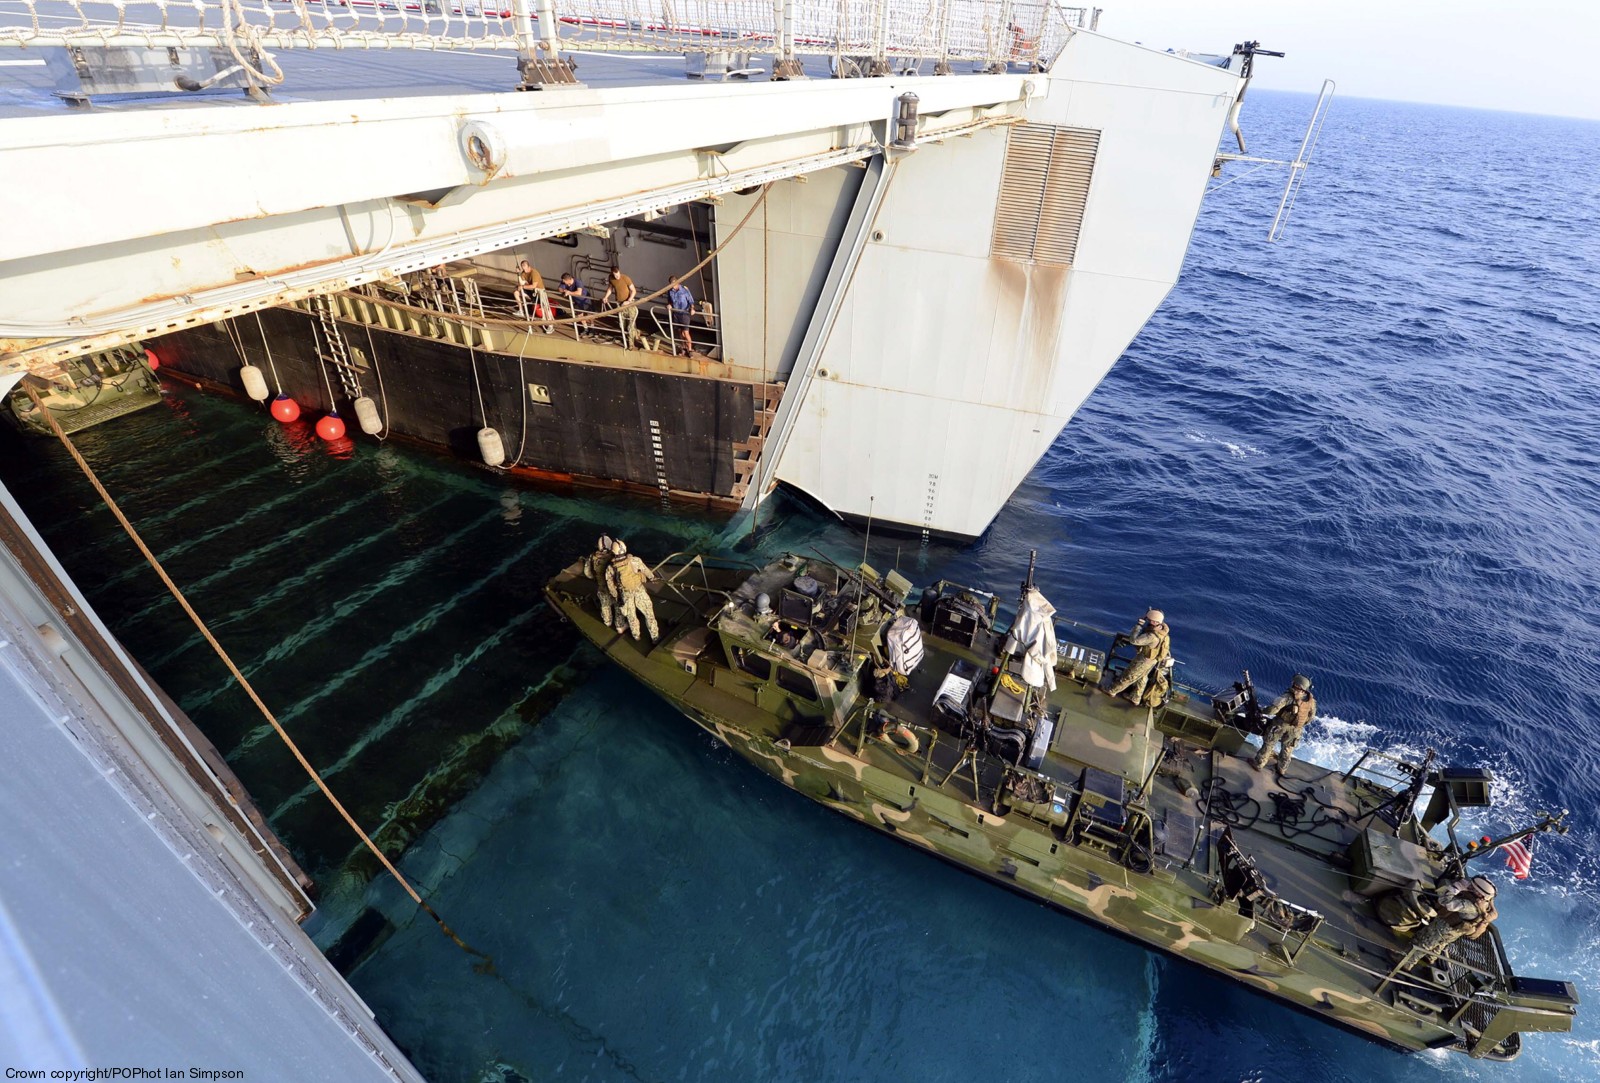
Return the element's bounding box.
[4,91,1597,1082]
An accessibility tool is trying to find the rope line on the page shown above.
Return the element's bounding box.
[468,344,488,429]
[221,318,250,369]
[512,330,532,467]
[23,383,493,971]
[363,321,390,440]
[511,185,770,330]
[253,310,283,393]
[309,319,338,409]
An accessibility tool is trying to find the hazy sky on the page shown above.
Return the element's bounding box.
[1100,1,1600,121]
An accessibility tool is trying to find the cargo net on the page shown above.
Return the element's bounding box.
[0,0,1095,69]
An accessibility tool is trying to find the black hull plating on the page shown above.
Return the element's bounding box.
[155,309,755,500]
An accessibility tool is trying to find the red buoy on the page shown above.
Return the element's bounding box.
[270,395,301,423]
[143,347,161,371]
[316,412,346,442]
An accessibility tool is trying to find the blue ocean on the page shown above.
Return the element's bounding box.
[4,90,1597,1081]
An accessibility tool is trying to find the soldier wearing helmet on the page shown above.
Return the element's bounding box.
[605,537,659,641]
[1252,673,1317,774]
[582,534,620,629]
[1106,608,1171,706]
[1412,874,1499,964]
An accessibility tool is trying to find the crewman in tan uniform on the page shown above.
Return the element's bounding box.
[516,259,554,333]
[582,534,618,628]
[1107,608,1171,705]
[605,537,659,641]
[1412,875,1498,963]
[602,266,639,349]
[1252,673,1317,772]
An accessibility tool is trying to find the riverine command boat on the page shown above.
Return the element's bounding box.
[546,548,1579,1059]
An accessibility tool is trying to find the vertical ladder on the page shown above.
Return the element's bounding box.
[730,381,783,502]
[311,294,363,400]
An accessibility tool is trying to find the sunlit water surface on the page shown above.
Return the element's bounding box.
[5,92,1598,1082]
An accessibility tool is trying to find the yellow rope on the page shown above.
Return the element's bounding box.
[24,383,493,972]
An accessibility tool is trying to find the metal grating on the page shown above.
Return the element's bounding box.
[991,124,1100,266]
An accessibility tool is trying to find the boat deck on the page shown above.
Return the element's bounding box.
[548,554,1540,1054]
[873,631,1479,956]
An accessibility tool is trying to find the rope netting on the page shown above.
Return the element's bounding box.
[0,0,1096,67]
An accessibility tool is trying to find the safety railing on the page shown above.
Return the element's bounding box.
[350,268,726,358]
[0,0,1099,72]
[0,0,525,53]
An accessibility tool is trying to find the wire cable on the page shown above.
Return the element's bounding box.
[22,383,494,972]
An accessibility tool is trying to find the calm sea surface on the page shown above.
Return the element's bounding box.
[4,91,1598,1082]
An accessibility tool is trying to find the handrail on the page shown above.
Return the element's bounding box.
[0,0,1098,75]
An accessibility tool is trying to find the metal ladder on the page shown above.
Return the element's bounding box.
[311,294,363,400]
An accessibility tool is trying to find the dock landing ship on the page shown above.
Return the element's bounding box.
[149,25,1276,540]
[545,550,1579,1059]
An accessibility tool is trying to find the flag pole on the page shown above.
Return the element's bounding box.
[1452,808,1568,878]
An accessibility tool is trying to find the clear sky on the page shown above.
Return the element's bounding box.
[1099,1,1600,121]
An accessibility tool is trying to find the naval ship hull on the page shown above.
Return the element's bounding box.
[123,29,1263,540]
[154,303,773,506]
[545,553,1579,1061]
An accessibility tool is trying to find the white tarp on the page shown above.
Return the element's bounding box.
[1005,587,1058,691]
[885,614,925,676]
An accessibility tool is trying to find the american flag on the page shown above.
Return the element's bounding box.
[1501,836,1534,880]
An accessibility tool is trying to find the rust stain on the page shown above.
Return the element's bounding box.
[130,251,355,309]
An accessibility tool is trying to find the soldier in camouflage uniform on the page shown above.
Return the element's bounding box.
[605,537,659,641]
[1107,608,1171,705]
[1252,673,1317,773]
[581,534,618,629]
[1412,875,1498,964]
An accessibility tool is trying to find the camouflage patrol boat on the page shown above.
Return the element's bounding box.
[545,549,1580,1059]
[4,344,162,435]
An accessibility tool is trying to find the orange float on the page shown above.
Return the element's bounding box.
[270,395,301,423]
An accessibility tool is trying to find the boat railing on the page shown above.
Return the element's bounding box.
[654,550,760,595]
[1340,745,1427,803]
[0,0,1100,81]
[638,552,756,620]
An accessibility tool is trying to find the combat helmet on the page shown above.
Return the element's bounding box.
[597,534,614,552]
[1292,673,1313,693]
[1144,608,1164,625]
[1471,875,1497,900]
[611,538,628,557]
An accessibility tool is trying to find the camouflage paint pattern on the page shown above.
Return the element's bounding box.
[546,553,1578,1061]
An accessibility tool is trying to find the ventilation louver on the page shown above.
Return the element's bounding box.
[991,125,1100,266]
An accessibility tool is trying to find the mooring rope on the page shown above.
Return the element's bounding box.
[23,383,493,972]
[363,321,391,441]
[516,183,771,330]
[253,310,284,394]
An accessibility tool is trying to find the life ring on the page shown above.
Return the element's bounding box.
[884,723,920,756]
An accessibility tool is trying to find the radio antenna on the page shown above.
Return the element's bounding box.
[850,497,874,653]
